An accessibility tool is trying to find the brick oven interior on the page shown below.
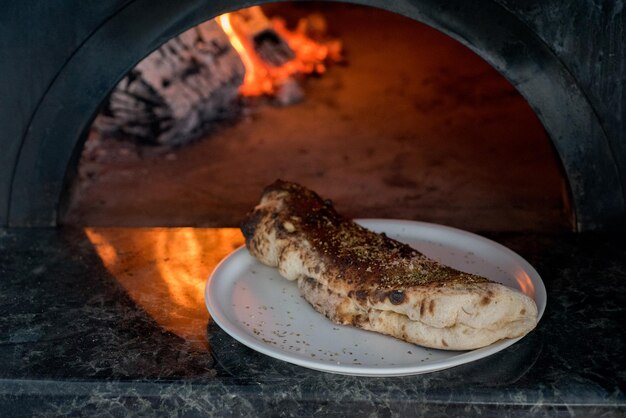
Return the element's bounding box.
[63,3,571,231]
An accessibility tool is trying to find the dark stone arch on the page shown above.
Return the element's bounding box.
[8,0,624,229]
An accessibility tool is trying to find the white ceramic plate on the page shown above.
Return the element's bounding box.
[205,219,546,376]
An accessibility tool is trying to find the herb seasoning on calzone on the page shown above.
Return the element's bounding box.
[241,180,538,350]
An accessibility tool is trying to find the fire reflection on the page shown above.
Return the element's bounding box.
[85,228,244,350]
[515,269,536,298]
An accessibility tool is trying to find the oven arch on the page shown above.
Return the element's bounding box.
[8,0,624,230]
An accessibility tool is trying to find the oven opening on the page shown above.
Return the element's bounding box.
[61,2,572,232]
[2,0,623,410]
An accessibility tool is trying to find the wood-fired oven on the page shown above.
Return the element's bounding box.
[1,0,624,230]
[0,1,624,416]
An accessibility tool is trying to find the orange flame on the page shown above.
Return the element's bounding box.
[217,7,341,97]
[218,12,274,96]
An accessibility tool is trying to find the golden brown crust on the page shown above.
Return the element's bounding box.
[241,180,538,350]
[242,180,489,296]
[297,276,538,350]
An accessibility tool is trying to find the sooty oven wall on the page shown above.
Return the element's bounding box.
[0,0,624,230]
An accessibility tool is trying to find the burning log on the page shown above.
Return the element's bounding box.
[94,20,245,146]
[93,7,342,147]
[231,6,295,67]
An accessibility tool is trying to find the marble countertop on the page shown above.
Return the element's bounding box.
[0,228,624,416]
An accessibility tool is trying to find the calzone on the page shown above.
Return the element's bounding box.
[241,180,538,350]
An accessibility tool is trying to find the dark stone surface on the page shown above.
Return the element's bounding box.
[0,228,624,415]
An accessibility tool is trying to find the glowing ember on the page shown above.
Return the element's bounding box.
[217,6,341,97]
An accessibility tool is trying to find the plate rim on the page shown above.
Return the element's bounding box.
[205,219,546,376]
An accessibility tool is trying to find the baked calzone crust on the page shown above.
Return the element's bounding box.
[241,180,538,350]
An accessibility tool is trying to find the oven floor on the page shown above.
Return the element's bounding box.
[63,4,570,231]
[0,228,623,415]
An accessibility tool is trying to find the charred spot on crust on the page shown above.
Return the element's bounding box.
[442,339,448,347]
[420,302,425,317]
[355,290,368,302]
[240,208,267,245]
[304,276,318,288]
[429,299,435,314]
[520,308,526,315]
[388,290,406,305]
[278,245,292,264]
[480,296,491,306]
